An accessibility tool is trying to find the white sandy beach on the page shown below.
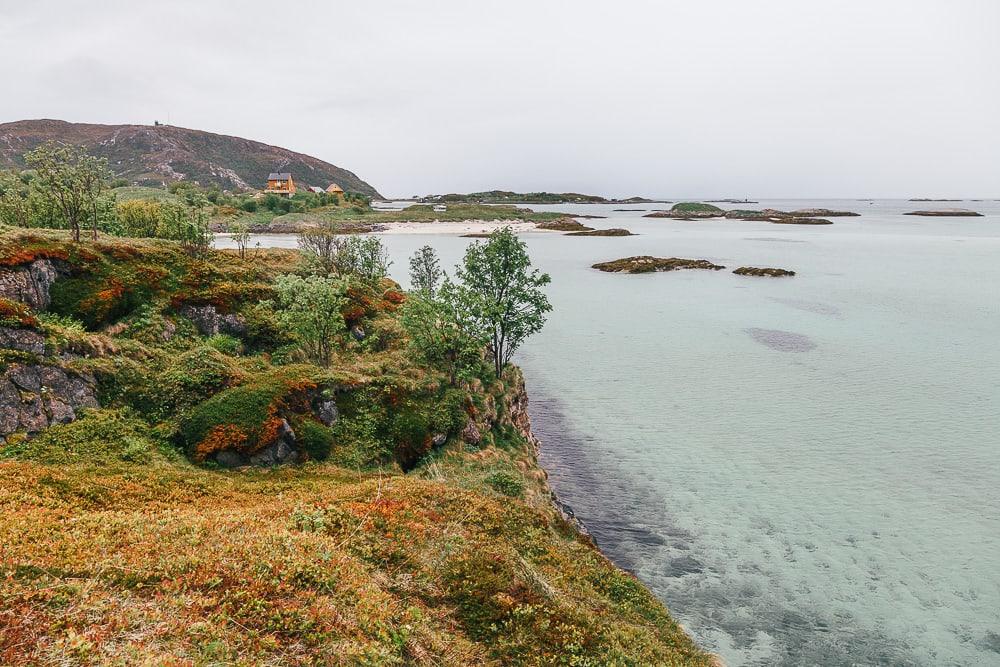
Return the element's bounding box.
[374,219,551,235]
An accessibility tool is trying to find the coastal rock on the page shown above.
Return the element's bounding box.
[724,209,839,224]
[643,202,724,219]
[178,304,247,337]
[734,266,796,277]
[769,217,833,225]
[0,327,46,355]
[0,362,99,437]
[0,258,70,310]
[536,218,594,232]
[904,209,983,217]
[565,228,635,236]
[788,208,859,217]
[592,256,725,274]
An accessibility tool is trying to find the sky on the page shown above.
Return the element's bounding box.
[2,1,998,199]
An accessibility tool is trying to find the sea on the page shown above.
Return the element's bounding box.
[217,198,1000,666]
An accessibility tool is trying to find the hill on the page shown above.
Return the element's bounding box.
[0,119,383,198]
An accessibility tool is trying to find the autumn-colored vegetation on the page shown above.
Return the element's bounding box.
[0,227,713,665]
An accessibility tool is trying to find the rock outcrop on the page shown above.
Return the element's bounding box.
[0,327,45,355]
[592,256,725,274]
[178,304,247,337]
[0,258,69,310]
[733,266,796,277]
[0,362,99,439]
[904,209,983,217]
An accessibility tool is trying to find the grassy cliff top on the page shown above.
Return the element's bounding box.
[0,229,713,665]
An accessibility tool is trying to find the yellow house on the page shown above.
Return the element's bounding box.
[326,183,344,195]
[265,172,296,196]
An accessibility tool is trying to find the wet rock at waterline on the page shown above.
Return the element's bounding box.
[733,267,796,277]
[592,256,725,274]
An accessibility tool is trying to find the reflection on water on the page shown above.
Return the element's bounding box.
[221,199,1000,666]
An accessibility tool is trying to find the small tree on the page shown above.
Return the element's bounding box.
[402,292,483,386]
[0,171,32,228]
[446,228,551,378]
[298,227,391,282]
[25,142,112,241]
[266,274,347,367]
[409,245,442,297]
[230,221,251,259]
[353,236,392,283]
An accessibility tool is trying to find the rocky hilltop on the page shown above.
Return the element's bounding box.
[0,119,383,197]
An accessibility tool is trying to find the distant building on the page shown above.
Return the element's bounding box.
[326,183,344,195]
[307,186,324,194]
[265,172,296,196]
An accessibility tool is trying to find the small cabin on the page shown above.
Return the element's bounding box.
[265,172,296,196]
[326,183,344,195]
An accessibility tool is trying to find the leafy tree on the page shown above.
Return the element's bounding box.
[298,227,391,282]
[265,274,347,367]
[353,236,392,283]
[24,142,112,241]
[0,171,32,228]
[401,293,483,386]
[116,199,162,238]
[446,228,551,378]
[409,245,442,297]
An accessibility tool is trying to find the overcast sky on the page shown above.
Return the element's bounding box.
[2,1,998,198]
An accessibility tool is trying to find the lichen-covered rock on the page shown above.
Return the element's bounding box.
[643,203,724,219]
[0,258,70,310]
[315,399,339,426]
[178,304,247,337]
[0,327,45,355]
[0,363,99,437]
[461,420,482,445]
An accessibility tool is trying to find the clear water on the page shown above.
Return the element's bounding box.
[218,199,1000,666]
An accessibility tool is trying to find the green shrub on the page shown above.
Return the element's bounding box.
[295,419,334,461]
[205,333,243,356]
[485,471,524,498]
[0,409,171,465]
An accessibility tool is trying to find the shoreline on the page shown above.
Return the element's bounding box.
[509,371,722,665]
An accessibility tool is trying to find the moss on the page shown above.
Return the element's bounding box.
[180,365,321,461]
[0,409,175,466]
[295,419,334,461]
[485,470,525,497]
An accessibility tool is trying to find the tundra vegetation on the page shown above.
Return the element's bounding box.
[0,206,711,662]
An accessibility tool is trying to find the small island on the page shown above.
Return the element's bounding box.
[593,256,725,273]
[566,228,634,236]
[417,191,669,205]
[733,266,796,277]
[904,209,983,217]
[643,203,725,219]
[536,219,594,232]
[645,203,855,224]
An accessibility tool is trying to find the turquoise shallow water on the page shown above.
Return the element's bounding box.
[220,199,1000,666]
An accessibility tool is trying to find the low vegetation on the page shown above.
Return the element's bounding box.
[0,222,711,664]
